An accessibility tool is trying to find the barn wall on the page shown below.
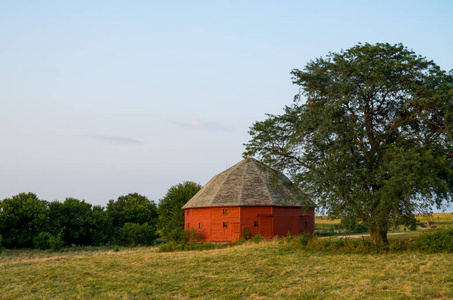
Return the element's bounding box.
[210,207,240,242]
[184,208,213,241]
[184,205,315,242]
[272,207,301,237]
[240,206,273,238]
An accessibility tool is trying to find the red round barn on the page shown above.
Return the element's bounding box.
[182,157,315,242]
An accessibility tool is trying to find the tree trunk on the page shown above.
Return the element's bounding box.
[369,226,389,246]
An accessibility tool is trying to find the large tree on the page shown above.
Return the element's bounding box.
[245,43,453,245]
[0,193,49,248]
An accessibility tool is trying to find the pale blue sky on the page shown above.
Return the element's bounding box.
[1,1,452,207]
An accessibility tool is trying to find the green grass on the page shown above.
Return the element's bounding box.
[1,241,453,299]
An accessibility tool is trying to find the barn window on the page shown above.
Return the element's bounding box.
[254,221,259,227]
[223,222,228,228]
[223,209,228,215]
[199,222,202,228]
[187,211,189,216]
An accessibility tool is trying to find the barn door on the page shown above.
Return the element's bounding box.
[231,223,240,242]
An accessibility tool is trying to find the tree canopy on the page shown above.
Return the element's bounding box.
[0,193,48,248]
[106,193,158,245]
[245,43,453,244]
[157,181,202,242]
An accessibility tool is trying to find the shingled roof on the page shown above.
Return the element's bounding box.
[182,157,307,209]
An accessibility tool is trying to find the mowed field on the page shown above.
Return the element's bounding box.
[1,241,453,299]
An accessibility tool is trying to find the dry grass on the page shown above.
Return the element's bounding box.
[316,213,453,225]
[1,242,453,299]
[415,212,453,222]
[315,216,341,225]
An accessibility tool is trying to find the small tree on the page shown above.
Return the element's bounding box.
[106,193,158,243]
[245,43,453,245]
[157,181,202,242]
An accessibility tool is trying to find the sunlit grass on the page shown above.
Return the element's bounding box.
[1,241,453,299]
[415,212,453,222]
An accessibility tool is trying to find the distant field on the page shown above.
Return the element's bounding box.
[415,212,453,222]
[315,213,453,239]
[1,242,453,299]
[316,213,453,225]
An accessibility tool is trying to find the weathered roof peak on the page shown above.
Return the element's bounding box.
[182,157,304,209]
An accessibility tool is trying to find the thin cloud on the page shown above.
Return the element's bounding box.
[176,118,234,132]
[90,135,143,145]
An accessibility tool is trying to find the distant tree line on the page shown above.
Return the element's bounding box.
[0,182,201,249]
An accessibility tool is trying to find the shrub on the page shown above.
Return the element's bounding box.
[285,232,294,243]
[187,228,203,242]
[153,238,166,246]
[242,226,251,240]
[34,232,53,250]
[296,233,315,246]
[251,234,263,243]
[158,241,222,252]
[161,227,188,243]
[158,241,178,252]
[49,234,64,252]
[389,239,410,252]
[412,228,453,253]
[120,222,157,247]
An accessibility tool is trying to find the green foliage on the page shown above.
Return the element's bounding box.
[49,234,64,252]
[412,228,453,253]
[119,222,157,247]
[251,233,263,243]
[285,232,294,243]
[0,192,159,249]
[34,232,53,250]
[245,43,453,245]
[339,217,367,233]
[157,181,202,242]
[106,193,158,244]
[158,241,222,252]
[186,227,203,241]
[0,193,49,248]
[107,193,158,227]
[391,214,417,231]
[48,198,109,246]
[286,234,414,254]
[295,233,314,246]
[241,226,252,240]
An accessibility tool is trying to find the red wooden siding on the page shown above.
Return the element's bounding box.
[240,206,273,238]
[184,206,314,242]
[210,207,240,242]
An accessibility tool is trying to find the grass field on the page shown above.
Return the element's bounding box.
[1,241,453,299]
[315,213,453,238]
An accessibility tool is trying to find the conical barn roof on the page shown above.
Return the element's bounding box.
[182,157,301,209]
